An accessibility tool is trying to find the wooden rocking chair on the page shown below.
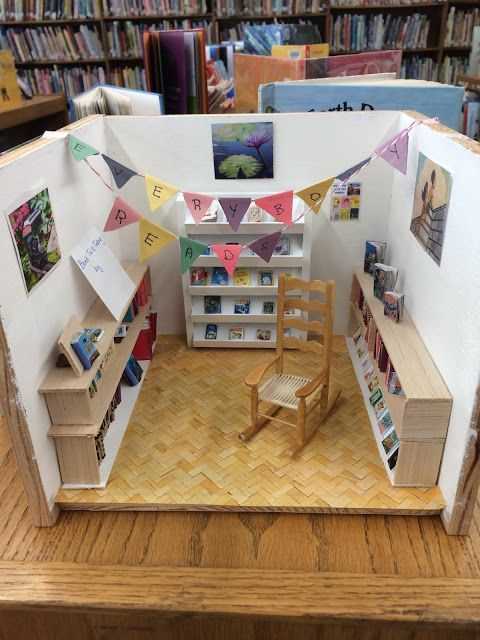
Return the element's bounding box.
[239,275,341,456]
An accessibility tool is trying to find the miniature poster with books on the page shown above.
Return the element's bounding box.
[330,181,361,221]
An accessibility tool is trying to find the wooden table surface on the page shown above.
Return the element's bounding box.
[0,94,68,131]
[1,415,480,638]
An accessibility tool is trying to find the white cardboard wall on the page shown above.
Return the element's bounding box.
[387,113,480,518]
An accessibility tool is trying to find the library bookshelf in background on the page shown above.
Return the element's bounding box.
[180,195,312,349]
[0,0,478,98]
[347,268,452,486]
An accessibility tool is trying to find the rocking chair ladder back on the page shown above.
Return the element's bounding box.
[240,274,341,456]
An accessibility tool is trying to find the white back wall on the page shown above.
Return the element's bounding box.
[388,114,480,517]
[104,112,400,333]
[0,118,117,507]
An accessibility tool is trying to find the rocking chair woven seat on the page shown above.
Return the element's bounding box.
[239,274,341,457]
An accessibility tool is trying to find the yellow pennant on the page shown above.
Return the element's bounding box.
[295,177,335,214]
[139,218,177,261]
[144,174,180,212]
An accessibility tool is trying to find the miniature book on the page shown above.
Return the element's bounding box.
[229,327,244,340]
[256,328,271,341]
[274,237,291,255]
[384,291,404,322]
[373,263,398,301]
[234,269,250,286]
[258,270,274,286]
[388,372,405,396]
[387,448,399,470]
[263,301,274,314]
[212,267,228,286]
[234,299,250,314]
[382,428,399,457]
[364,240,386,275]
[191,267,208,286]
[205,324,218,340]
[204,296,221,314]
[248,206,264,222]
[85,328,104,343]
[378,409,393,435]
[70,331,99,371]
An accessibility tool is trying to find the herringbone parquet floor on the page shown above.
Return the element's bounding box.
[57,336,444,513]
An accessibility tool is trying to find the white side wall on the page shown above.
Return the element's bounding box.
[387,114,480,517]
[0,118,116,508]
[104,111,400,334]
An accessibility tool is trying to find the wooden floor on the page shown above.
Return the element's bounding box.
[56,336,444,513]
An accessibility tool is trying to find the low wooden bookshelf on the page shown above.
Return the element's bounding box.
[39,262,151,488]
[347,267,452,487]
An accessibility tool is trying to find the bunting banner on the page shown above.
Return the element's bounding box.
[254,190,293,227]
[296,177,335,214]
[218,197,251,232]
[183,192,216,225]
[375,128,409,175]
[139,218,177,261]
[211,244,243,276]
[179,236,210,273]
[68,134,99,162]
[248,230,282,263]
[102,154,137,189]
[144,174,180,212]
[335,158,370,183]
[104,196,142,232]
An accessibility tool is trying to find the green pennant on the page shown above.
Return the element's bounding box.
[68,134,100,162]
[179,236,209,274]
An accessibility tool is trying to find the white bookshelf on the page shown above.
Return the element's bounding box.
[180,193,312,349]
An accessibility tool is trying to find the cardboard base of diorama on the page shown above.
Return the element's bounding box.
[56,335,444,514]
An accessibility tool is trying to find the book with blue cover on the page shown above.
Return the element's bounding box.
[258,79,464,131]
[70,331,99,371]
[244,24,322,56]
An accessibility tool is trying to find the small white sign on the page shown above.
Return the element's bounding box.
[71,227,135,321]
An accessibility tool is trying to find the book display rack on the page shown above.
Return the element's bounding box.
[0,0,477,97]
[347,268,452,486]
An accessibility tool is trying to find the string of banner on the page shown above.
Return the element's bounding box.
[67,117,436,277]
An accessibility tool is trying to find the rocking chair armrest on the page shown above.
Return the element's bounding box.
[245,355,280,388]
[295,368,327,398]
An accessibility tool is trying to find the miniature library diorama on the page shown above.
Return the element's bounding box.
[0,111,479,536]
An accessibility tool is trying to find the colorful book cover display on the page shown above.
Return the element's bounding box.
[410,152,452,266]
[211,122,274,180]
[5,188,61,295]
[330,182,361,221]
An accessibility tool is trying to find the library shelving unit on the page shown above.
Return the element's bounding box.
[39,262,151,488]
[347,267,452,486]
[180,195,312,349]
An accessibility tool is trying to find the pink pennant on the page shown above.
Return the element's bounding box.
[255,190,293,227]
[219,197,251,232]
[211,244,243,276]
[104,196,142,232]
[375,128,409,175]
[183,192,216,224]
[249,230,282,263]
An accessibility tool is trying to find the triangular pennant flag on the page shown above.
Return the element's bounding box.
[218,197,251,232]
[68,134,99,162]
[375,128,409,175]
[139,218,177,261]
[179,236,209,273]
[183,192,216,225]
[144,174,180,212]
[335,158,370,182]
[248,230,282,263]
[211,244,243,276]
[254,190,293,227]
[102,154,137,189]
[296,177,335,214]
[104,196,142,232]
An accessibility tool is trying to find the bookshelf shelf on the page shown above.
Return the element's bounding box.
[331,47,441,54]
[0,18,100,24]
[215,12,328,19]
[330,2,442,9]
[102,13,213,20]
[348,267,452,487]
[193,339,276,348]
[15,58,106,65]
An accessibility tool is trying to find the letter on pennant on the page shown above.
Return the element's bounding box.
[218,197,251,232]
[183,192,216,225]
[104,196,142,232]
[144,174,180,212]
[296,177,335,214]
[139,218,177,261]
[248,230,282,263]
[68,134,99,162]
[211,243,243,276]
[102,154,137,189]
[375,128,409,175]
[179,236,209,273]
[254,190,293,227]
